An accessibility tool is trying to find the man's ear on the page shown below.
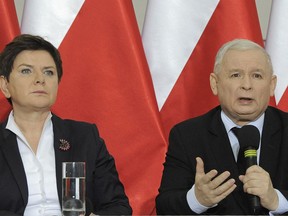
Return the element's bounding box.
[270,74,277,97]
[0,76,11,98]
[210,73,218,96]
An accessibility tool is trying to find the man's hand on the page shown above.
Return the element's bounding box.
[239,165,278,210]
[194,157,237,207]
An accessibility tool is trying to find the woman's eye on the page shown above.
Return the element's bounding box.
[21,68,31,74]
[44,70,54,76]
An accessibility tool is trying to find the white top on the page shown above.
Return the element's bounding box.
[6,111,61,216]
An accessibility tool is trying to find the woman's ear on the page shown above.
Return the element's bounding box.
[0,76,11,98]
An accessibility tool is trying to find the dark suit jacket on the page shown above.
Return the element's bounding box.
[156,106,288,215]
[0,114,132,216]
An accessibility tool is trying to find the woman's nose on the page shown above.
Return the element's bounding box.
[34,72,45,85]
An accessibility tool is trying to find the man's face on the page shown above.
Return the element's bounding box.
[210,49,277,125]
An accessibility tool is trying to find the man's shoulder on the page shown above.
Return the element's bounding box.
[174,106,221,128]
[266,106,288,121]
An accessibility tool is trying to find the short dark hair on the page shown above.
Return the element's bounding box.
[0,34,63,81]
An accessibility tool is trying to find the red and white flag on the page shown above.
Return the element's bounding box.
[142,0,264,138]
[0,0,20,121]
[265,0,288,111]
[21,0,166,214]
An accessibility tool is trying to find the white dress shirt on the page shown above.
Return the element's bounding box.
[186,111,288,215]
[6,111,61,216]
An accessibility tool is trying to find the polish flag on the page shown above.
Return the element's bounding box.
[265,0,288,111]
[142,0,264,138]
[21,0,166,214]
[0,0,20,121]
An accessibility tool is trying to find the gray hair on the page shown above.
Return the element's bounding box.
[213,39,273,74]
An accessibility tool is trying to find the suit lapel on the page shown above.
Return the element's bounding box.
[0,115,75,209]
[208,108,249,213]
[52,115,72,207]
[259,108,281,179]
[0,125,28,205]
[208,109,239,180]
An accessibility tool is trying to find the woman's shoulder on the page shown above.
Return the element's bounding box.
[51,114,97,129]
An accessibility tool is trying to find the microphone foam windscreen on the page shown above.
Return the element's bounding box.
[237,125,260,150]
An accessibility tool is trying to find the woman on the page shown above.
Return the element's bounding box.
[0,34,132,216]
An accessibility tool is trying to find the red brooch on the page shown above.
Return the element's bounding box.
[59,139,70,151]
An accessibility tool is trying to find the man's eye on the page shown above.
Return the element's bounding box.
[253,73,263,79]
[21,68,31,74]
[231,73,240,78]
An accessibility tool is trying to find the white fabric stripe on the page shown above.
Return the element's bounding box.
[265,0,288,104]
[21,0,85,48]
[142,0,219,109]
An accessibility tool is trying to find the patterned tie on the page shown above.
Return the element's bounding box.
[231,127,245,175]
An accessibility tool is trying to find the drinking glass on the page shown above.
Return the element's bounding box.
[62,162,86,216]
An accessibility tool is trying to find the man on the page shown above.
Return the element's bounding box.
[156,39,288,215]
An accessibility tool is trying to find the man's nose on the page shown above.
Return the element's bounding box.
[240,75,252,90]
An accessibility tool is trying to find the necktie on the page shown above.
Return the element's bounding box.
[232,127,263,214]
[231,127,245,175]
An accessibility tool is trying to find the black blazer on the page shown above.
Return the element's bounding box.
[0,114,132,215]
[156,106,288,215]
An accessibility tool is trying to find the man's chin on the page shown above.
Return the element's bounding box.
[236,111,262,122]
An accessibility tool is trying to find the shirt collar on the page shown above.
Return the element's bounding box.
[221,110,264,136]
[5,111,53,145]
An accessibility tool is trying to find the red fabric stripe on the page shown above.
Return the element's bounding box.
[0,0,19,121]
[51,1,166,214]
[160,0,264,139]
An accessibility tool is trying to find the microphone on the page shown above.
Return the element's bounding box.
[236,125,261,214]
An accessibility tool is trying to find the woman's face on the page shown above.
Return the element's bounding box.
[0,50,59,112]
